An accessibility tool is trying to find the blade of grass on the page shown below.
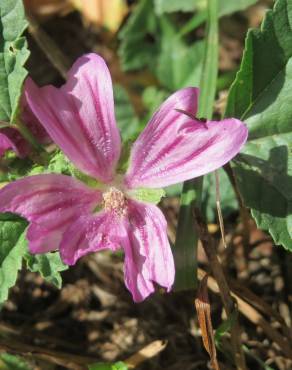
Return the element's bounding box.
[197,0,218,119]
[173,179,203,290]
[173,0,219,291]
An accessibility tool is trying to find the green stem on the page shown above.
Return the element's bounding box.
[173,0,218,291]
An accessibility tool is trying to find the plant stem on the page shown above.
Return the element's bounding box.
[194,208,247,370]
[26,13,70,79]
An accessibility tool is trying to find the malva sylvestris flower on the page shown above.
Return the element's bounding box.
[0,54,248,302]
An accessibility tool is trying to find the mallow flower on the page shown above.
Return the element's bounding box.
[0,54,248,302]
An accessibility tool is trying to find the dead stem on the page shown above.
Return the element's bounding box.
[215,170,227,249]
[194,207,247,370]
[26,13,70,79]
[198,268,292,360]
[0,336,167,370]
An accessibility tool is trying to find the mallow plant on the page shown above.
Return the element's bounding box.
[0,54,247,301]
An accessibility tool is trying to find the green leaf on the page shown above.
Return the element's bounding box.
[0,353,32,370]
[156,17,205,90]
[130,187,165,204]
[142,86,169,116]
[165,170,237,222]
[47,150,101,188]
[154,0,198,14]
[218,0,257,17]
[154,0,257,16]
[114,85,142,141]
[202,169,237,222]
[225,0,292,250]
[118,0,158,71]
[173,178,202,290]
[0,0,30,123]
[0,218,27,303]
[24,252,68,289]
[88,362,128,370]
[47,150,71,174]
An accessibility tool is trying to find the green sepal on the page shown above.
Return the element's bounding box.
[70,167,103,189]
[130,187,165,204]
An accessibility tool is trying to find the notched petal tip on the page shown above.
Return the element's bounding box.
[0,174,102,255]
[25,53,121,182]
[125,91,248,189]
[123,201,175,302]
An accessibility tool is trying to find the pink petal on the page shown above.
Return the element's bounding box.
[0,128,30,158]
[60,212,126,265]
[0,174,101,253]
[125,88,248,188]
[24,53,121,182]
[123,200,175,302]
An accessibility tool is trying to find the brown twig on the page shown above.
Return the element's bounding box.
[215,170,227,249]
[125,340,167,369]
[26,13,70,79]
[0,329,167,369]
[227,278,292,343]
[198,268,292,360]
[0,337,96,370]
[194,207,247,370]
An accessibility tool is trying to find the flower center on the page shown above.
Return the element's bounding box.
[102,187,127,217]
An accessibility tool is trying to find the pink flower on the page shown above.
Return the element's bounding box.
[0,54,248,302]
[0,97,51,158]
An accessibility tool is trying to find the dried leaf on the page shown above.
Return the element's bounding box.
[195,274,220,370]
